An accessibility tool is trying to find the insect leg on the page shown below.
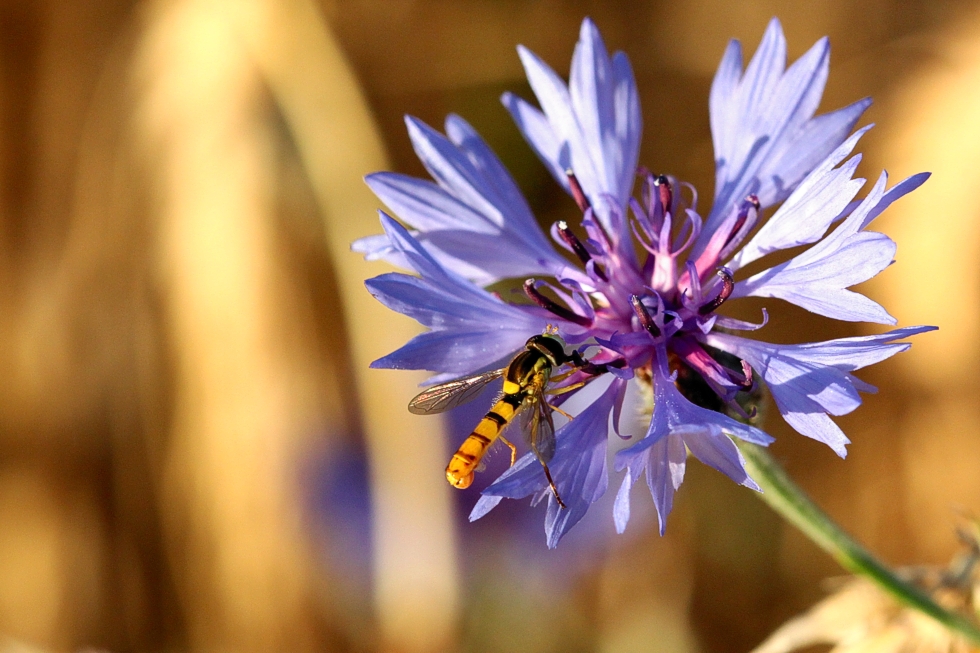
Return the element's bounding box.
[547,403,574,421]
[549,368,578,383]
[545,381,587,396]
[541,463,566,509]
[498,434,518,467]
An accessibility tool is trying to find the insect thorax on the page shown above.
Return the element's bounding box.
[505,349,552,391]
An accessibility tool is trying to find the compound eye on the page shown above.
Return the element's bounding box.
[541,336,566,360]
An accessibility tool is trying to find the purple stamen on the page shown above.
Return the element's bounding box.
[682,260,702,309]
[566,170,591,212]
[630,295,661,337]
[698,268,735,315]
[524,279,592,326]
[638,170,658,219]
[673,339,753,403]
[557,221,608,282]
[672,209,702,254]
[581,207,614,256]
[689,195,759,282]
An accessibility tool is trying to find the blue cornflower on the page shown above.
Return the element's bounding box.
[355,18,935,548]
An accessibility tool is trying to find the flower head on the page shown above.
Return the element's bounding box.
[356,17,935,547]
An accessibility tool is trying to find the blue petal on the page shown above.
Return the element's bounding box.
[367,172,500,234]
[706,328,934,456]
[777,325,937,370]
[406,115,513,224]
[569,19,642,205]
[370,325,544,375]
[762,355,862,418]
[728,126,870,270]
[480,378,625,548]
[444,114,549,244]
[570,19,615,192]
[502,92,570,193]
[637,434,687,536]
[705,18,869,245]
[354,228,494,284]
[508,18,641,212]
[365,273,535,329]
[356,224,577,286]
[422,230,575,283]
[516,44,597,189]
[367,214,551,374]
[351,232,410,269]
[780,411,851,457]
[469,495,502,521]
[376,211,575,310]
[378,210,455,281]
[683,430,760,492]
[668,394,775,449]
[615,358,770,534]
[855,172,930,229]
[708,38,743,161]
[359,116,569,285]
[760,98,872,200]
[613,474,632,533]
[732,172,918,323]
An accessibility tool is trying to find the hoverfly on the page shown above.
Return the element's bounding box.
[408,332,595,509]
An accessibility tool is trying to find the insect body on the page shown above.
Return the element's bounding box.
[408,333,579,509]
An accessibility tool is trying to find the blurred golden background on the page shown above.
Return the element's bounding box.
[0,0,977,651]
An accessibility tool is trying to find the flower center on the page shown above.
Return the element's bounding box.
[516,168,765,414]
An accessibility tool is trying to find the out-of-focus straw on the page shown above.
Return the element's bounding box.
[870,13,980,568]
[233,1,460,650]
[132,2,327,649]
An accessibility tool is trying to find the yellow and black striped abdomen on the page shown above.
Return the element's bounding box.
[445,346,555,489]
[445,391,523,488]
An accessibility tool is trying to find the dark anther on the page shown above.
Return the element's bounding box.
[556,221,608,282]
[655,175,672,213]
[698,268,735,315]
[524,279,592,327]
[630,295,661,338]
[556,220,592,265]
[565,169,592,212]
[723,194,761,249]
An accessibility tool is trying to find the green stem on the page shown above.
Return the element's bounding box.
[738,442,980,645]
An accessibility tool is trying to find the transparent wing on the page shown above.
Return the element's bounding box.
[522,393,556,465]
[407,369,505,415]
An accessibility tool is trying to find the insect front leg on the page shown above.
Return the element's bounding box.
[548,368,578,384]
[545,381,588,396]
[547,403,574,421]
